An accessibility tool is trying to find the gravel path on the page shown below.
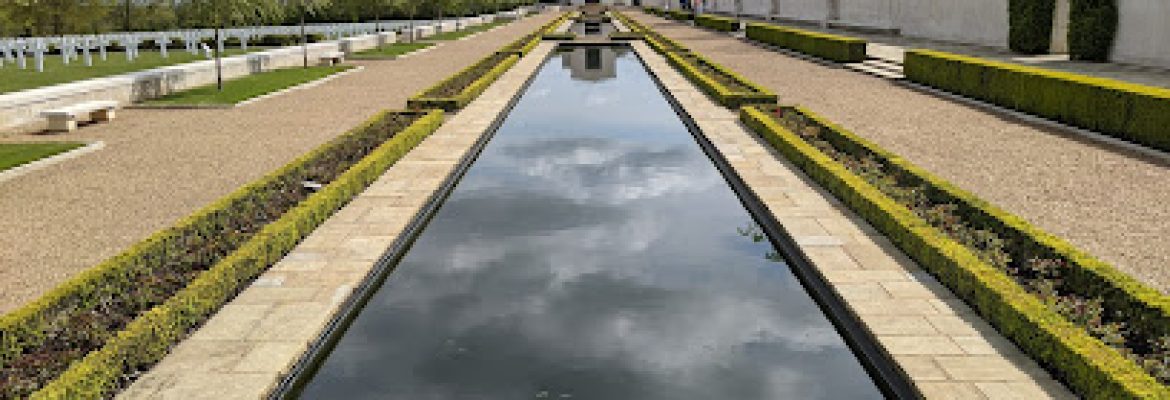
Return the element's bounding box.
[0,13,555,314]
[630,13,1170,294]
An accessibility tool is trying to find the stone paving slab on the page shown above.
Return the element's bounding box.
[629,40,1075,400]
[116,41,558,400]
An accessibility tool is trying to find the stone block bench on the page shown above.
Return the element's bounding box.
[319,51,345,66]
[40,100,118,132]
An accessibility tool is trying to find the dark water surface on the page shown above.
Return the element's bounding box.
[297,47,883,399]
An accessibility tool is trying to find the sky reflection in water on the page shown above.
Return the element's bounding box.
[297,47,882,400]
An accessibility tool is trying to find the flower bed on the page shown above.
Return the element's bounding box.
[541,32,576,41]
[696,14,738,32]
[0,110,444,399]
[665,51,776,108]
[741,105,1170,399]
[407,52,520,111]
[609,32,645,41]
[666,9,694,21]
[745,22,866,63]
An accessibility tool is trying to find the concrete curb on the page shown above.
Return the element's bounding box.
[125,65,365,110]
[0,141,105,185]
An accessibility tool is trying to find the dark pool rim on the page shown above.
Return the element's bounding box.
[269,42,921,400]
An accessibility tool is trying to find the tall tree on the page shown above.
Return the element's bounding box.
[391,0,420,43]
[186,0,282,89]
[288,0,330,68]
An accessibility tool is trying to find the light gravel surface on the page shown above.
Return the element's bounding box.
[0,13,555,314]
[631,13,1170,294]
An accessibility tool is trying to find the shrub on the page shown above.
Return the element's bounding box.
[904,49,1170,153]
[665,51,776,108]
[745,22,866,63]
[696,14,738,32]
[741,105,1170,398]
[541,33,576,41]
[1008,0,1056,54]
[408,52,520,111]
[1069,0,1118,61]
[667,9,694,21]
[0,110,444,399]
[608,32,645,41]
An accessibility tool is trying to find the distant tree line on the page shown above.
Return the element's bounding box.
[0,0,539,37]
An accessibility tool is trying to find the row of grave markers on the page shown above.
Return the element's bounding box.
[0,14,500,71]
[0,6,536,72]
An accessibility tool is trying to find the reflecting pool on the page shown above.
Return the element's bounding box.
[296,46,883,399]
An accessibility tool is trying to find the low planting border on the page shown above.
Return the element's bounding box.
[665,51,776,108]
[666,9,694,21]
[904,49,1170,153]
[408,52,520,111]
[740,105,1170,399]
[1,110,444,399]
[695,14,738,32]
[745,22,867,63]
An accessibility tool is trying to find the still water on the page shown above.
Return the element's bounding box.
[297,46,883,399]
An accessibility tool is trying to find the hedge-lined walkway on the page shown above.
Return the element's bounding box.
[0,12,556,314]
[629,12,1170,294]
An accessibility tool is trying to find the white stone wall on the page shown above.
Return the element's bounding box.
[0,29,407,130]
[896,0,1009,47]
[1112,0,1170,68]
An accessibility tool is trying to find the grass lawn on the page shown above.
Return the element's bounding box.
[0,142,86,173]
[0,49,265,95]
[145,65,352,106]
[349,42,435,60]
[426,20,510,41]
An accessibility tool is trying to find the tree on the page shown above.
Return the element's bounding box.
[186,0,282,89]
[391,0,421,42]
[287,0,330,68]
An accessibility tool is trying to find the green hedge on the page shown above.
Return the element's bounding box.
[643,6,663,16]
[745,22,866,63]
[541,32,576,41]
[608,31,645,41]
[904,49,1170,153]
[2,110,444,399]
[666,9,694,21]
[741,106,1170,399]
[408,52,520,111]
[1008,0,1056,54]
[1069,0,1118,61]
[665,51,776,108]
[695,14,738,32]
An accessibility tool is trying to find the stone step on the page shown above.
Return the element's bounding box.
[845,58,905,80]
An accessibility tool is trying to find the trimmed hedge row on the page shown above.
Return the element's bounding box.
[904,49,1170,153]
[695,14,738,32]
[608,32,645,41]
[643,6,663,16]
[666,9,695,21]
[741,105,1170,399]
[410,12,571,111]
[497,12,571,56]
[665,51,776,108]
[1008,0,1056,54]
[407,52,520,111]
[745,22,866,63]
[541,32,576,41]
[1,110,444,399]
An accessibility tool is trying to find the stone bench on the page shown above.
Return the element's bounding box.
[319,51,345,66]
[40,100,118,132]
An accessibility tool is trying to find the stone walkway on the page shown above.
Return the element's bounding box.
[631,12,1170,294]
[0,13,555,314]
[118,40,559,400]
